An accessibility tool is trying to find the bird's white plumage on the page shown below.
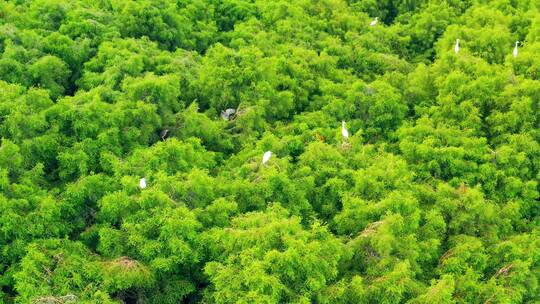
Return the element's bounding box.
[160,129,169,141]
[454,39,460,54]
[221,108,236,120]
[139,178,147,189]
[370,17,378,26]
[513,41,519,58]
[341,121,349,139]
[262,151,272,165]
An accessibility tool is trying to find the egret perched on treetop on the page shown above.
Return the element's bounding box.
[513,41,519,58]
[454,39,460,54]
[341,121,349,140]
[370,17,378,26]
[221,108,236,121]
[262,151,272,165]
[160,129,169,141]
[139,177,147,189]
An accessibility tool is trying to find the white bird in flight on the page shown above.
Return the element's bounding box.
[341,121,349,140]
[262,151,272,165]
[513,41,519,58]
[139,177,147,189]
[370,17,378,26]
[454,39,460,54]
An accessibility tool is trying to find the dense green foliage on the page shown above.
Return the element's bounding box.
[1,0,540,303]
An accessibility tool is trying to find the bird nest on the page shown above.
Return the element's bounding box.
[111,256,140,270]
[33,294,78,304]
[360,221,384,237]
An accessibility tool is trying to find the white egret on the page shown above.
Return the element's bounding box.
[454,39,460,54]
[341,121,349,140]
[139,177,147,189]
[370,17,378,26]
[160,129,169,141]
[221,108,236,121]
[513,41,519,58]
[262,151,272,165]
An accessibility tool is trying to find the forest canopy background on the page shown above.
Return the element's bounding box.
[0,0,540,303]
